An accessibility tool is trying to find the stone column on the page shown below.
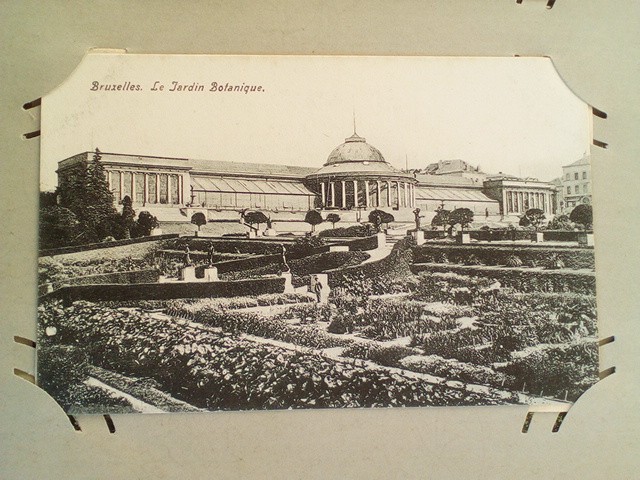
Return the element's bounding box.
[502,189,507,216]
[364,180,370,208]
[403,183,409,208]
[167,175,173,204]
[320,182,326,207]
[396,182,401,209]
[353,180,359,208]
[376,180,382,208]
[386,181,392,207]
[330,182,336,207]
[155,174,160,204]
[178,175,183,204]
[143,173,149,205]
[341,180,346,208]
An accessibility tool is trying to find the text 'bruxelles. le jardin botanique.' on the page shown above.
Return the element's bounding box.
[90,81,265,94]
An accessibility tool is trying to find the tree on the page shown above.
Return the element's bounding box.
[380,211,395,229]
[368,209,393,233]
[244,211,269,231]
[520,208,546,231]
[548,214,572,231]
[120,196,136,239]
[57,148,119,243]
[449,208,474,232]
[39,206,79,249]
[132,211,159,237]
[326,213,341,229]
[569,204,593,230]
[431,208,451,233]
[304,209,324,233]
[191,212,207,231]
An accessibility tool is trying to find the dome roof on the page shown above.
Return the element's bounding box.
[325,133,386,165]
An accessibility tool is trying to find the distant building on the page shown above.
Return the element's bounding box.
[483,174,557,218]
[56,131,560,224]
[560,155,591,213]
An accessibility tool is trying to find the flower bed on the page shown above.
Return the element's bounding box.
[410,263,596,295]
[400,355,513,387]
[169,301,349,349]
[38,301,505,409]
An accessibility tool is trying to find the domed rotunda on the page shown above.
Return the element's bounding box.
[305,131,417,210]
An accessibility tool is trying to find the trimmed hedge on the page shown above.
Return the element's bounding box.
[48,277,286,304]
[50,269,160,290]
[39,234,179,257]
[174,238,294,255]
[319,225,375,238]
[413,244,595,270]
[410,263,596,294]
[327,237,414,295]
[543,230,592,242]
[209,254,281,274]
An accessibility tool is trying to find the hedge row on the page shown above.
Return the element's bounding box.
[48,268,160,291]
[47,277,286,304]
[173,238,295,255]
[39,234,179,257]
[319,225,376,238]
[327,237,414,295]
[410,263,596,294]
[413,244,595,270]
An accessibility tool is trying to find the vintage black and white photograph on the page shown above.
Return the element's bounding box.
[37,54,598,414]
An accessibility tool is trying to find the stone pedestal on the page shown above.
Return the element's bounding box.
[533,232,544,243]
[578,232,595,247]
[150,228,163,236]
[158,275,168,283]
[281,272,294,293]
[204,267,219,282]
[264,228,277,237]
[376,232,387,248]
[458,233,471,244]
[412,230,425,246]
[248,230,257,239]
[309,273,330,304]
[329,245,349,252]
[179,266,197,282]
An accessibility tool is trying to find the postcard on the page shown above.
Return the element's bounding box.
[37,53,597,414]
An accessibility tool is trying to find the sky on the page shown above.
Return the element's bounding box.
[40,54,591,191]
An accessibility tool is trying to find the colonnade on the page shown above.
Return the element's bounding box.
[503,189,555,215]
[318,179,416,209]
[106,169,185,206]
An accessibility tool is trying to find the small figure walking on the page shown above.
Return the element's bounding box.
[280,243,290,273]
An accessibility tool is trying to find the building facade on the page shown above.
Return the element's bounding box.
[560,155,591,213]
[57,133,559,224]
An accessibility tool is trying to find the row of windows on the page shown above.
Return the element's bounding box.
[109,171,181,205]
[566,184,589,195]
[565,171,588,180]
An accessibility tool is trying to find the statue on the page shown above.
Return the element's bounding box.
[183,244,192,267]
[413,208,424,230]
[313,279,323,304]
[280,243,290,273]
[208,243,216,267]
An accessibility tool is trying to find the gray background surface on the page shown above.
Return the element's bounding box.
[1,1,638,478]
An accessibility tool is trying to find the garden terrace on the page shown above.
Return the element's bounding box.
[39,233,179,257]
[44,277,287,304]
[410,263,596,295]
[220,250,371,287]
[413,244,595,270]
